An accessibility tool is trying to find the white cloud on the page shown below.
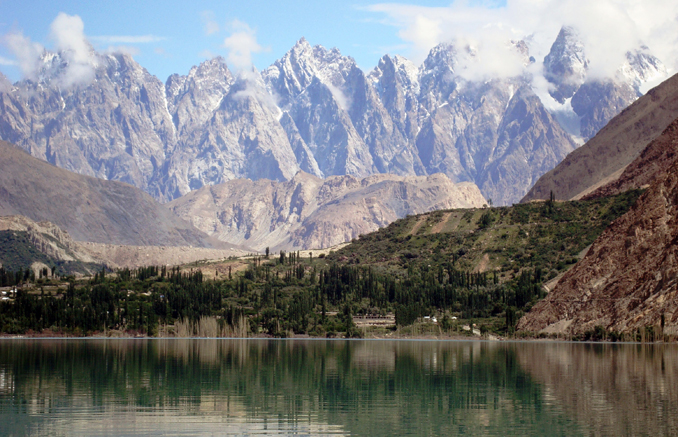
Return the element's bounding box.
[103,45,141,56]
[367,0,678,78]
[326,82,352,111]
[0,55,16,66]
[199,49,217,59]
[222,20,266,71]
[201,11,220,36]
[2,31,44,79]
[50,12,95,88]
[90,35,166,44]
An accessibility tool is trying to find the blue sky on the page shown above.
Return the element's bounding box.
[1,0,675,84]
[0,0,464,82]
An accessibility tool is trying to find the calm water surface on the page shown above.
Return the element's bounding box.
[0,339,676,436]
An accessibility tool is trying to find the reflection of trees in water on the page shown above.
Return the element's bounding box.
[517,343,678,436]
[0,340,601,435]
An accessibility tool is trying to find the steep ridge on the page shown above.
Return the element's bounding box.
[0,52,174,196]
[167,171,486,251]
[585,117,678,199]
[518,158,678,336]
[0,141,217,247]
[522,72,678,203]
[413,42,576,205]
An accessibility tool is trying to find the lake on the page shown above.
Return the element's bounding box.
[0,339,676,436]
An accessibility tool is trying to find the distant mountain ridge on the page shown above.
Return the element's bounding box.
[0,28,666,206]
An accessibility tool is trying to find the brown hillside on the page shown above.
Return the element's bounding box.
[522,73,678,202]
[584,117,678,199]
[0,141,218,247]
[518,157,678,336]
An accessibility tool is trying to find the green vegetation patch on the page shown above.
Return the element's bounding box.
[329,189,643,283]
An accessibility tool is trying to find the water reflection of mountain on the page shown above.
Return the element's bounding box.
[8,340,669,435]
[516,343,678,436]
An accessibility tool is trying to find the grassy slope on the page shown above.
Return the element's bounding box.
[327,189,643,284]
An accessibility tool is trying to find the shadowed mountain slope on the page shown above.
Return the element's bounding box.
[0,141,218,247]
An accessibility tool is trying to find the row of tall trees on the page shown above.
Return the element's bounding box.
[0,256,545,335]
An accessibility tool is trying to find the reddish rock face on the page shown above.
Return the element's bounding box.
[518,156,678,336]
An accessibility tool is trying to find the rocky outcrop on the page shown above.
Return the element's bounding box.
[522,72,678,203]
[0,140,217,247]
[518,158,678,336]
[167,171,486,251]
[0,215,101,264]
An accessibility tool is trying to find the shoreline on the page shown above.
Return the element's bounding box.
[1,332,674,344]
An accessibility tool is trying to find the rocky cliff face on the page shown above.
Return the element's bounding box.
[3,51,174,194]
[0,33,667,206]
[517,158,678,336]
[167,171,486,251]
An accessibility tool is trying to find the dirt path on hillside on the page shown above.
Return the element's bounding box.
[475,253,490,273]
[431,213,452,234]
[408,216,427,236]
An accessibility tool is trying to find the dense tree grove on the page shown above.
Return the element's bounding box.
[0,255,546,337]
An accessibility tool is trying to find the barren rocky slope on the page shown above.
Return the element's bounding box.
[518,158,678,336]
[167,171,486,251]
[585,116,678,199]
[0,141,216,247]
[522,72,678,202]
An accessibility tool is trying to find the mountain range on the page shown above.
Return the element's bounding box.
[0,27,666,207]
